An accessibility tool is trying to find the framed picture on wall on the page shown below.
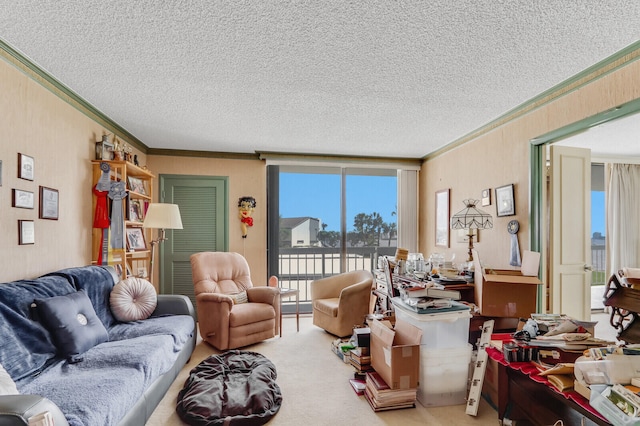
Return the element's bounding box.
[495,184,515,217]
[18,220,35,245]
[435,189,450,248]
[12,189,34,209]
[39,186,59,220]
[18,153,34,181]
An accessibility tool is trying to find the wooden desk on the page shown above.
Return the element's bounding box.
[487,349,610,426]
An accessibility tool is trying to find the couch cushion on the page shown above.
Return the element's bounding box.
[313,298,340,317]
[229,303,275,327]
[110,277,157,322]
[34,291,109,362]
[18,315,194,426]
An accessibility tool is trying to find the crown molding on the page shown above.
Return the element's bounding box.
[0,38,149,153]
[424,41,640,161]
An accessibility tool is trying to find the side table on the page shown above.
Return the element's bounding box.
[278,288,299,337]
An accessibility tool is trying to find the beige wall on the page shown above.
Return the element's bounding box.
[419,59,640,270]
[0,55,268,285]
[0,57,143,282]
[3,46,640,288]
[146,155,268,284]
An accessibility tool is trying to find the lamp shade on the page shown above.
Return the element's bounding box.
[143,203,183,229]
[450,199,493,230]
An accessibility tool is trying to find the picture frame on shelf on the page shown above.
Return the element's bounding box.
[435,188,450,248]
[39,186,59,220]
[495,184,515,217]
[115,264,124,279]
[12,189,34,209]
[18,153,34,181]
[127,176,146,195]
[128,199,144,222]
[137,267,148,279]
[18,220,35,245]
[126,227,146,251]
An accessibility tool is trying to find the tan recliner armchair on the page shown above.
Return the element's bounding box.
[190,251,280,350]
[311,270,374,337]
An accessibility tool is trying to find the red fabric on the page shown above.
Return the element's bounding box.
[93,186,110,228]
[485,346,608,422]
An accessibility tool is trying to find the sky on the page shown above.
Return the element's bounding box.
[592,191,605,236]
[279,172,606,236]
[279,173,397,232]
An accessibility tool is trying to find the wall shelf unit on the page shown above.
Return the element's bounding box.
[91,160,154,280]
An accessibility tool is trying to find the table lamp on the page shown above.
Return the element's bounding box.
[450,199,493,262]
[143,203,183,284]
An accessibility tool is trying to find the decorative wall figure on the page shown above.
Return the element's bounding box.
[238,196,256,239]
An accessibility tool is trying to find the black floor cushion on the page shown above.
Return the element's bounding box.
[177,350,283,425]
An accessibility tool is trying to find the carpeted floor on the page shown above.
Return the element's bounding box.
[146,315,501,425]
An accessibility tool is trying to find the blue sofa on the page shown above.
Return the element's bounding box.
[0,265,196,426]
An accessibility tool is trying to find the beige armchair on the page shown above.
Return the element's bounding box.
[311,270,374,337]
[190,251,280,350]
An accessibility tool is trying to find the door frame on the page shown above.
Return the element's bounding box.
[157,174,229,294]
[529,97,640,312]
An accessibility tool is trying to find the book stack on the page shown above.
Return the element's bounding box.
[348,347,373,375]
[364,371,417,411]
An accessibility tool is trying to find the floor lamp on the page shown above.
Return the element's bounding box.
[143,203,183,285]
[450,199,493,262]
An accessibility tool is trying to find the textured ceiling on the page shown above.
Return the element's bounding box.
[1,1,639,159]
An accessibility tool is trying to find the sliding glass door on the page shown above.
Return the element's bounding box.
[267,165,398,313]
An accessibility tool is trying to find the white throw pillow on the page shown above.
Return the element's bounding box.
[0,363,19,395]
[110,277,157,322]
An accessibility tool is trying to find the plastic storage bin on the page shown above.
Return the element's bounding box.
[418,344,472,407]
[392,299,471,349]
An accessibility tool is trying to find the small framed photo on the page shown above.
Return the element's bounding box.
[481,188,491,206]
[495,184,515,217]
[128,199,144,222]
[115,264,124,279]
[127,176,147,195]
[18,153,34,181]
[126,227,147,251]
[18,220,35,245]
[12,189,34,209]
[137,267,148,279]
[39,186,59,220]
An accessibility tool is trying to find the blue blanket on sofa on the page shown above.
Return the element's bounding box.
[19,316,194,426]
[0,266,195,426]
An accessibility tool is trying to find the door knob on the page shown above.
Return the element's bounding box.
[584,264,593,272]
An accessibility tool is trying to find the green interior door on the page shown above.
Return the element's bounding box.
[159,175,228,307]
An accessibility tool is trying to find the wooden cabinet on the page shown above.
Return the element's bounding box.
[91,160,154,280]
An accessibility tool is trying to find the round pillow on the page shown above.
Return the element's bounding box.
[110,277,157,322]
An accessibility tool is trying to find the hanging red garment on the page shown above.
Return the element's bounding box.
[93,185,110,228]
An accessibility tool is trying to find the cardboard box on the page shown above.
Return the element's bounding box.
[473,250,541,318]
[370,318,422,389]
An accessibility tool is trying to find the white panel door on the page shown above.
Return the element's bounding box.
[550,145,591,320]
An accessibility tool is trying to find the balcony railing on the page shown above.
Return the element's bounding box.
[276,247,395,307]
[276,245,608,310]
